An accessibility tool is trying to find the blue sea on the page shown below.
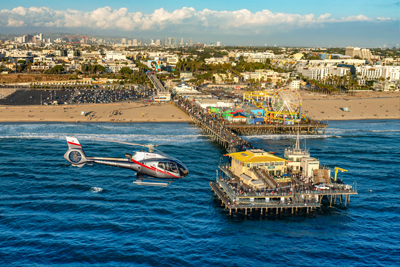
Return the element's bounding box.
[0,120,399,266]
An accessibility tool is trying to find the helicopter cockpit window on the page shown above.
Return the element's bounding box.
[158,162,165,170]
[170,163,178,173]
[158,161,178,173]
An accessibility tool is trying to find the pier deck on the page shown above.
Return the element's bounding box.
[213,164,357,215]
[226,123,328,135]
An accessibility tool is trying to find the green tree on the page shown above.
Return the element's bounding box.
[45,65,64,74]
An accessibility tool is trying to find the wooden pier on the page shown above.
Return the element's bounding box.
[189,115,229,149]
[173,100,252,151]
[226,123,328,135]
[212,165,358,216]
[172,97,356,216]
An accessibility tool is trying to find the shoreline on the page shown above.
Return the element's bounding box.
[0,102,192,123]
[0,90,398,123]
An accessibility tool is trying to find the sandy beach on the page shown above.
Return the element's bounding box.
[0,102,191,123]
[301,91,400,121]
[0,91,398,123]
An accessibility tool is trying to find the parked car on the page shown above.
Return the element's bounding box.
[314,184,330,190]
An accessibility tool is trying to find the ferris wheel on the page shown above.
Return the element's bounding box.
[271,88,302,114]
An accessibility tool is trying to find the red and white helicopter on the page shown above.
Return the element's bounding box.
[64,136,189,187]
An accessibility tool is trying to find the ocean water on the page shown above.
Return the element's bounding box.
[0,120,399,266]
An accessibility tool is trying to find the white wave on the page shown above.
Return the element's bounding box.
[90,187,103,193]
[368,130,400,133]
[0,133,210,145]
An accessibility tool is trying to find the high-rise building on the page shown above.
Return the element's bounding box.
[121,38,127,44]
[180,37,184,45]
[133,39,138,46]
[168,37,172,45]
[156,39,161,46]
[216,41,221,47]
[128,40,132,45]
[164,37,168,46]
[173,37,177,46]
[189,38,193,46]
[345,47,372,60]
[345,47,360,58]
[359,48,372,60]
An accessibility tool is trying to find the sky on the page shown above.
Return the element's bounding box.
[0,0,399,47]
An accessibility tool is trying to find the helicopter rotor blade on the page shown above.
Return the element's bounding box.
[91,137,151,148]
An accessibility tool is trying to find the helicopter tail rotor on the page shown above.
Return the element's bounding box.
[64,136,88,167]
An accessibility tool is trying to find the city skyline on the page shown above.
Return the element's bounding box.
[0,0,398,47]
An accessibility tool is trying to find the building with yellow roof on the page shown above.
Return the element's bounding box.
[228,149,287,181]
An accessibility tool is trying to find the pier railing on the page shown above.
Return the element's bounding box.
[215,177,320,208]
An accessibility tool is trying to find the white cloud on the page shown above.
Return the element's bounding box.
[0,6,392,33]
[376,17,391,21]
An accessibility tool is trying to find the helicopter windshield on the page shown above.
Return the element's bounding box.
[158,161,178,173]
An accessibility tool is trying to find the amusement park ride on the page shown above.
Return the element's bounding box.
[243,89,307,124]
[64,137,189,187]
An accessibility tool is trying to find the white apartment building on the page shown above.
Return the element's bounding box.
[242,71,263,81]
[329,67,351,77]
[67,50,75,58]
[296,66,351,80]
[103,63,138,73]
[33,56,54,64]
[384,66,400,81]
[106,51,127,61]
[165,54,179,65]
[205,57,229,64]
[356,66,400,84]
[148,51,164,58]
[81,51,101,59]
[296,66,330,80]
[289,80,300,90]
[297,59,366,67]
[8,50,33,59]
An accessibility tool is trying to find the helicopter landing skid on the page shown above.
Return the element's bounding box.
[133,178,173,187]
